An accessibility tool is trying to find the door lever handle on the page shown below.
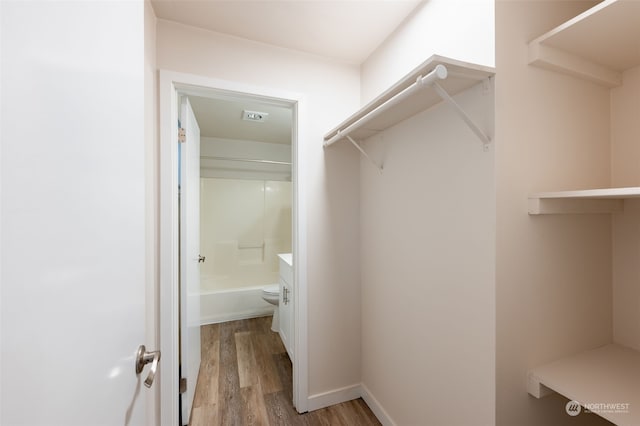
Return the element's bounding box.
[198,255,206,263]
[136,345,161,388]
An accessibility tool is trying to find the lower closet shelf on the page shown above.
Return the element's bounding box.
[528,344,640,425]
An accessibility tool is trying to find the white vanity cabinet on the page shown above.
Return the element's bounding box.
[278,253,293,360]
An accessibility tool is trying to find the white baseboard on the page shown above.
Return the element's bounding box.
[307,384,362,412]
[360,383,396,426]
[307,383,394,425]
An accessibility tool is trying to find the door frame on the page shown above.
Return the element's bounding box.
[159,70,309,424]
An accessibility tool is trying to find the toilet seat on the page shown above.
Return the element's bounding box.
[262,284,279,296]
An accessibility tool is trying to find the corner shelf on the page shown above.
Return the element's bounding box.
[528,187,640,215]
[528,0,640,87]
[324,55,495,143]
[528,344,640,426]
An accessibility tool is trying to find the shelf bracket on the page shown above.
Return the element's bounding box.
[432,82,491,149]
[527,373,555,399]
[345,134,383,173]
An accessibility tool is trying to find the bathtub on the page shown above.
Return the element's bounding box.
[199,277,278,325]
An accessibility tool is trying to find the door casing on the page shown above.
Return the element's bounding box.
[159,70,309,424]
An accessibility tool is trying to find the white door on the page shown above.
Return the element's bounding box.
[1,2,150,425]
[179,97,202,424]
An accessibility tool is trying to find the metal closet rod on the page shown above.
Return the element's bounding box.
[201,155,291,166]
[324,64,449,147]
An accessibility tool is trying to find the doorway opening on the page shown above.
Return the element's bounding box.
[160,71,308,425]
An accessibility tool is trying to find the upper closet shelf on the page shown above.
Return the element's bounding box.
[323,55,495,161]
[528,0,640,87]
[528,344,640,426]
[529,187,640,215]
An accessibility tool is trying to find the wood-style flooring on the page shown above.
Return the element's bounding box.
[190,316,381,426]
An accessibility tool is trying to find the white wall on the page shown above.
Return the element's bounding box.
[611,66,640,188]
[200,178,291,291]
[496,2,614,426]
[360,82,495,425]
[156,19,363,397]
[357,1,496,424]
[612,66,640,351]
[360,0,494,104]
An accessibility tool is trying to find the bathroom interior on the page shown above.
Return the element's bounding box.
[186,92,296,420]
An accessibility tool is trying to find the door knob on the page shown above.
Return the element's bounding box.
[136,345,161,388]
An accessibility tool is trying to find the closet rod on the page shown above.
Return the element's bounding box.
[201,155,291,166]
[324,64,448,147]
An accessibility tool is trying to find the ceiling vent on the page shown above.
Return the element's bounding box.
[242,110,269,122]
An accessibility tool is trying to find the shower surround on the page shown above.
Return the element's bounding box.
[199,178,292,324]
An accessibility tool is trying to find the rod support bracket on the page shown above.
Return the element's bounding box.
[343,134,383,173]
[432,81,491,148]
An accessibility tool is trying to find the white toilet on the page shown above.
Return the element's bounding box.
[261,284,280,332]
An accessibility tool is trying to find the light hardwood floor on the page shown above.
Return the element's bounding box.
[190,316,381,426]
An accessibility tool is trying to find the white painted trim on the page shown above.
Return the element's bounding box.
[159,69,308,424]
[360,383,396,426]
[159,71,181,426]
[305,382,396,426]
[0,0,5,418]
[291,93,309,414]
[307,384,362,412]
